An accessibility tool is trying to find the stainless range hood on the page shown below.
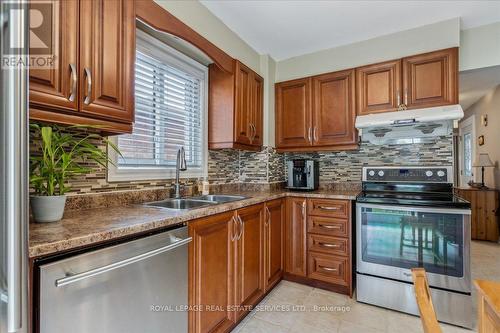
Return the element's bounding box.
[355,105,464,144]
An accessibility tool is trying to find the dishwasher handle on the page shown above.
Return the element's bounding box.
[55,236,192,288]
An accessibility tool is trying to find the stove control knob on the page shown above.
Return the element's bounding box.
[368,170,375,176]
[437,170,445,177]
[426,170,433,177]
[378,170,385,177]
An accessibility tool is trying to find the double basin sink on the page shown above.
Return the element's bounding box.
[143,195,248,211]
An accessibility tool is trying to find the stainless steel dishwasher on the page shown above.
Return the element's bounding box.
[38,226,191,333]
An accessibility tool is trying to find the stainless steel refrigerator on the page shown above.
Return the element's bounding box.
[1,2,29,332]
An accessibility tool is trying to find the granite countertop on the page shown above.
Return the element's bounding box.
[29,190,359,259]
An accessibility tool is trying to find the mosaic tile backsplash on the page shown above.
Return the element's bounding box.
[284,136,454,183]
[29,125,453,195]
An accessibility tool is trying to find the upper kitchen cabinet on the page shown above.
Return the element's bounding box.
[402,48,458,109]
[29,0,79,112]
[312,70,357,149]
[209,60,263,151]
[356,59,402,116]
[275,77,313,149]
[29,0,135,134]
[275,71,357,152]
[78,0,135,123]
[356,47,458,116]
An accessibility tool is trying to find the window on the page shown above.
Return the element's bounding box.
[108,30,208,181]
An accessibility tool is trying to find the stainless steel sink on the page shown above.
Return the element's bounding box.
[143,195,248,210]
[144,198,216,210]
[191,195,248,203]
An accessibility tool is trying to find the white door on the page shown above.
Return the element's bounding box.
[458,116,476,186]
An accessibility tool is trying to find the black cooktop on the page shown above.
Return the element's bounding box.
[356,191,471,209]
[356,181,471,209]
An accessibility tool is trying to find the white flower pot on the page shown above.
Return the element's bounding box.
[30,195,67,223]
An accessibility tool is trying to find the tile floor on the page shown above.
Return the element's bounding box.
[231,240,500,333]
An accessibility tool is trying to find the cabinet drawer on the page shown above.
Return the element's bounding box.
[307,199,350,218]
[307,216,349,237]
[308,234,348,256]
[307,252,349,286]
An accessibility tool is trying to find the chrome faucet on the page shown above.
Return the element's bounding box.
[174,147,187,199]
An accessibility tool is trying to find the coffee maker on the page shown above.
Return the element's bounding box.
[286,159,319,190]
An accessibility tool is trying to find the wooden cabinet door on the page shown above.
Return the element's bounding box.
[250,73,264,147]
[264,199,284,291]
[275,78,313,148]
[402,48,458,109]
[234,204,264,320]
[285,197,307,277]
[234,61,252,146]
[29,0,79,112]
[312,69,357,147]
[79,0,135,123]
[189,211,236,333]
[356,59,401,115]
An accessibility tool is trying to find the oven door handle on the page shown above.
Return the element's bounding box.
[356,202,471,215]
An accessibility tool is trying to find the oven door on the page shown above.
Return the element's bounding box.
[356,203,471,293]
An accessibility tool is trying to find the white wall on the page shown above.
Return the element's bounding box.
[260,55,276,147]
[460,22,500,71]
[275,18,460,82]
[154,0,261,74]
[463,86,500,189]
[154,0,277,146]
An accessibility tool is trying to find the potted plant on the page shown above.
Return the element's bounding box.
[29,124,121,223]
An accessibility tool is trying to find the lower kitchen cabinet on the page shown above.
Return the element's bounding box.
[264,199,284,291]
[284,197,353,296]
[189,211,236,333]
[234,204,265,321]
[285,197,307,277]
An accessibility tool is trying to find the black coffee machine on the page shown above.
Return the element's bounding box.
[286,159,319,190]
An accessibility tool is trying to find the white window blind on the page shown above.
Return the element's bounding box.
[108,30,208,182]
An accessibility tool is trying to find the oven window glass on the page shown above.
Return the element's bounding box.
[360,207,464,277]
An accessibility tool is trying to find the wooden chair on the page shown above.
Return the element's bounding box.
[411,268,442,333]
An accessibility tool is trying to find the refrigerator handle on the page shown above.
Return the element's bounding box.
[4,3,29,332]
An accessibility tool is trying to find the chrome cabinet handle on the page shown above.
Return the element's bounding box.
[265,206,271,226]
[301,200,306,219]
[55,236,192,287]
[83,67,92,105]
[404,88,408,106]
[251,123,256,141]
[396,89,401,106]
[308,127,312,143]
[313,127,318,142]
[231,216,238,242]
[317,205,340,211]
[68,63,77,102]
[237,215,244,240]
[319,266,338,272]
[318,242,341,248]
[319,224,341,230]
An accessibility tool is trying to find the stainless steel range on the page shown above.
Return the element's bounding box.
[356,166,473,329]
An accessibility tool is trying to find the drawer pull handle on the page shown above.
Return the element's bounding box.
[318,242,340,248]
[319,224,341,230]
[317,206,340,211]
[319,266,338,272]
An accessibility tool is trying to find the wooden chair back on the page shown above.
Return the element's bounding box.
[411,268,442,333]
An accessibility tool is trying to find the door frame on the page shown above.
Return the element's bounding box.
[458,115,476,187]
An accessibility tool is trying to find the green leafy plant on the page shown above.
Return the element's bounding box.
[30,124,121,196]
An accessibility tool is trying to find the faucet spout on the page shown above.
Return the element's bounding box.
[174,147,187,199]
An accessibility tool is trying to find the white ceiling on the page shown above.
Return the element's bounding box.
[200,1,500,61]
[460,66,500,110]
